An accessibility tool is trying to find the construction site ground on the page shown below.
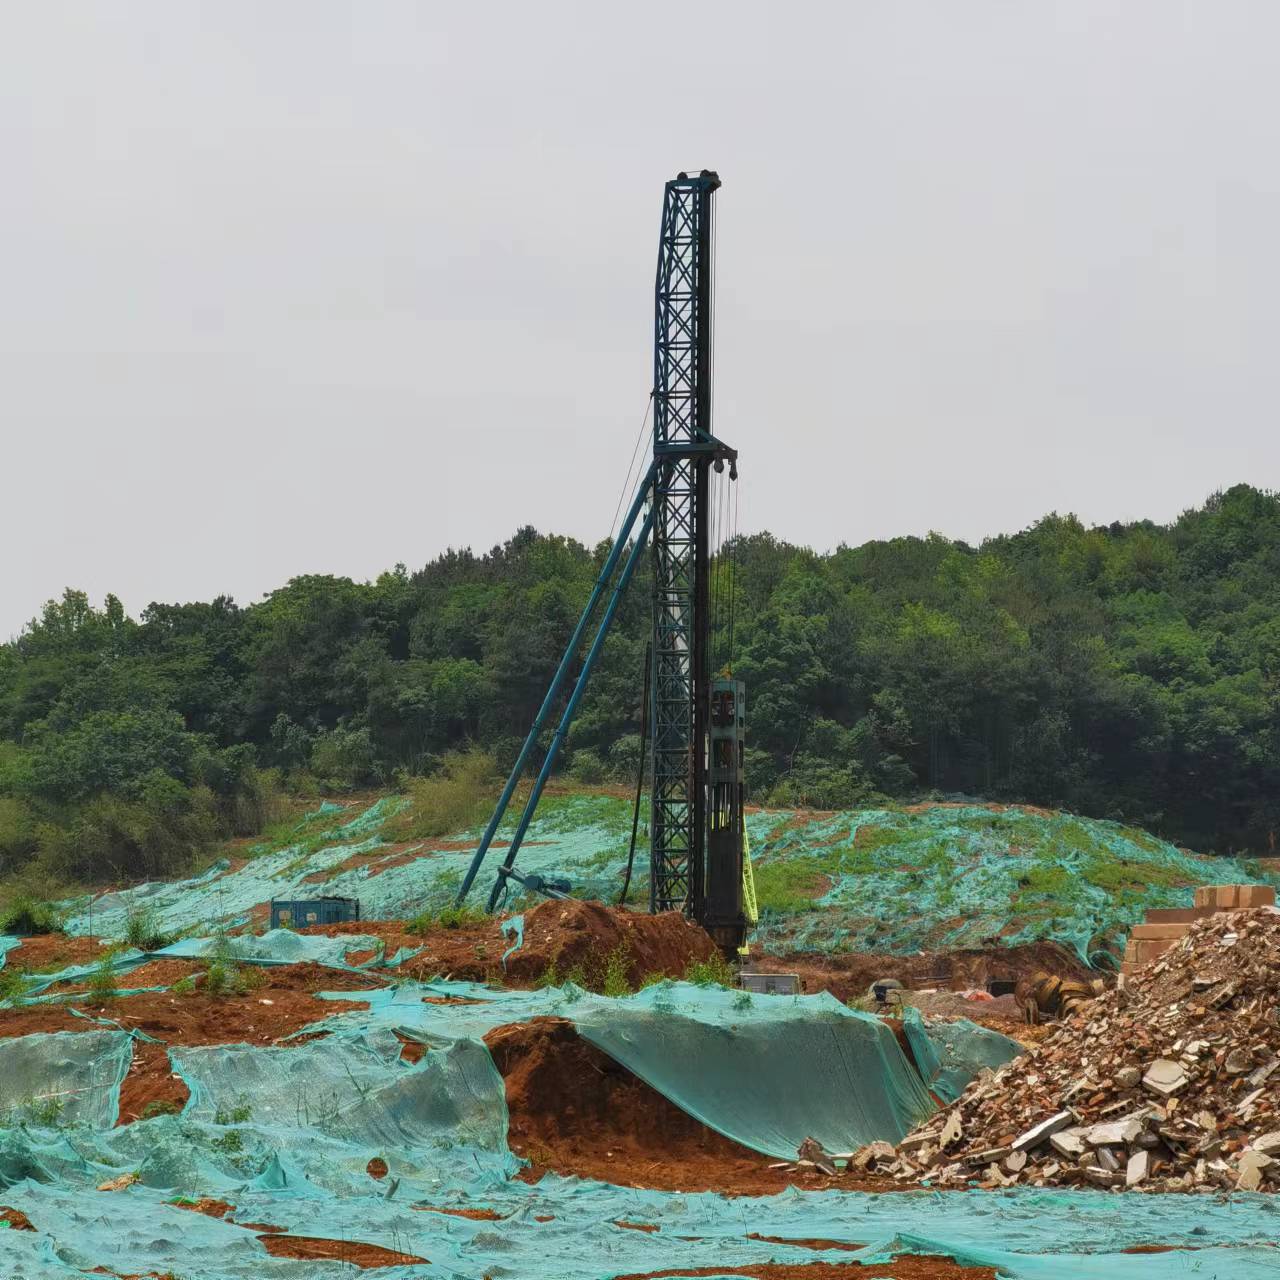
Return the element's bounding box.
[3,895,1278,1276]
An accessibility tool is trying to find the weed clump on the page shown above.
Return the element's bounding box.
[86,957,118,1003]
[124,907,176,952]
[0,964,32,1004]
[214,1097,252,1125]
[407,902,489,934]
[387,749,497,841]
[0,896,64,936]
[142,1100,182,1119]
[683,952,736,988]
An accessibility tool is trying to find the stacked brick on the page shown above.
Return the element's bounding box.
[1121,884,1275,975]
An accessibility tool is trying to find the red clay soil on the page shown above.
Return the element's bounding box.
[171,1197,234,1220]
[258,1234,427,1268]
[485,1017,897,1195]
[0,1206,35,1230]
[414,1205,506,1221]
[0,961,378,1122]
[614,1261,997,1280]
[5,933,109,971]
[301,897,719,989]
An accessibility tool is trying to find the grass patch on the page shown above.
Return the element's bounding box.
[407,902,489,934]
[124,907,176,952]
[683,952,736,988]
[0,895,64,936]
[386,749,498,841]
[752,856,838,914]
[142,1100,183,1119]
[0,964,32,1004]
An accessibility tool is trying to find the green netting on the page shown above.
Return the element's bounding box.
[0,1030,132,1129]
[0,931,414,1010]
[43,796,1279,969]
[744,803,1280,964]
[292,981,938,1158]
[901,1005,1022,1103]
[573,984,936,1157]
[2,995,1280,1277]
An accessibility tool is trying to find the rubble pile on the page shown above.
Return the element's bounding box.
[870,907,1280,1192]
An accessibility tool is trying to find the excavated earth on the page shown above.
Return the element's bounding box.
[756,940,1092,1004]
[0,900,1092,1277]
[299,895,720,987]
[484,1015,903,1195]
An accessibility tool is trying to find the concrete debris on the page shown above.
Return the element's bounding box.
[795,1137,837,1176]
[888,907,1280,1193]
[1142,1058,1189,1096]
[1012,1111,1073,1152]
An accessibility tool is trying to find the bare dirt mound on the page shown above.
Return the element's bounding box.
[484,1016,893,1195]
[301,898,718,989]
[503,897,717,986]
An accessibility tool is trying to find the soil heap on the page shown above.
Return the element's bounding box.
[875,907,1280,1193]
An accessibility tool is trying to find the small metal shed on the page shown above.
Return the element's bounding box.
[269,896,360,929]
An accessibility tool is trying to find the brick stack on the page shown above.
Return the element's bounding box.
[1121,884,1275,975]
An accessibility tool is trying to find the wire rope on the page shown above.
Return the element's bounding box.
[608,394,653,545]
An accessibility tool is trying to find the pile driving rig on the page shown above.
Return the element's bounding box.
[457,170,748,953]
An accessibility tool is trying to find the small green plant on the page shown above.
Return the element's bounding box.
[201,934,262,996]
[214,1097,252,1125]
[210,1129,243,1155]
[142,1099,182,1119]
[407,902,489,934]
[124,908,176,952]
[732,989,753,1011]
[0,965,32,1004]
[86,957,118,1003]
[601,944,632,998]
[683,952,736,988]
[172,974,197,996]
[24,1094,66,1126]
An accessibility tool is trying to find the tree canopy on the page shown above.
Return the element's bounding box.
[4,485,1279,884]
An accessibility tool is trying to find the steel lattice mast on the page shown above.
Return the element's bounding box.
[650,170,729,922]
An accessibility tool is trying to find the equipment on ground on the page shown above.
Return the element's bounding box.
[269,896,360,929]
[740,972,800,995]
[1014,971,1105,1024]
[458,171,747,952]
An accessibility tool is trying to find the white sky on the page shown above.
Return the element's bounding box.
[3,3,1279,637]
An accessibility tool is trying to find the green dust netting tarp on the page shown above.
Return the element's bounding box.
[743,802,1280,965]
[902,1005,1023,1104]
[43,795,1280,967]
[0,1030,132,1129]
[2,988,1280,1277]
[0,931,419,1009]
[291,981,938,1158]
[572,984,937,1157]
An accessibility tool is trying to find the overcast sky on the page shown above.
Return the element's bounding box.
[3,3,1278,638]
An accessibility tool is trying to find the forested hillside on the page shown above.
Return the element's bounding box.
[3,484,1279,887]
